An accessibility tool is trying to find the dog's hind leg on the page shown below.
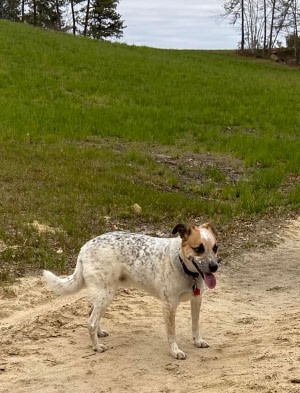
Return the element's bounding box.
[190,296,209,348]
[88,287,115,352]
[88,305,109,337]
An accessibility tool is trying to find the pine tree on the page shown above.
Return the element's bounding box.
[0,0,21,21]
[25,0,64,29]
[87,0,125,40]
[0,0,126,41]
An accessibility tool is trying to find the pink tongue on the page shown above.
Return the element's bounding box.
[204,273,216,289]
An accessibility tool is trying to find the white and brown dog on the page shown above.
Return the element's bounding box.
[43,223,219,359]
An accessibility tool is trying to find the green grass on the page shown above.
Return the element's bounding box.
[1,21,300,144]
[0,20,299,281]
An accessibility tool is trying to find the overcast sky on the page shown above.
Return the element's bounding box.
[117,0,240,50]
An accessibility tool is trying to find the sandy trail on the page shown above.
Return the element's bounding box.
[0,218,300,393]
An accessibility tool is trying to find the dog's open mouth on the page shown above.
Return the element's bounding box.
[201,272,216,289]
[191,259,217,289]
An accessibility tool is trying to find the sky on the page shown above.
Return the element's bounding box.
[117,0,241,50]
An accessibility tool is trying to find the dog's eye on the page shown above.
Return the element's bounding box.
[213,244,218,253]
[193,244,205,254]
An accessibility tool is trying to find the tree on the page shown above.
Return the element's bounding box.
[21,0,24,21]
[83,0,90,35]
[268,0,292,50]
[223,0,246,49]
[241,0,245,49]
[287,0,300,61]
[65,0,86,36]
[25,0,64,29]
[69,0,76,34]
[0,0,20,20]
[0,0,126,42]
[86,0,125,40]
[244,0,263,51]
[223,0,297,52]
[263,0,267,52]
[269,0,276,50]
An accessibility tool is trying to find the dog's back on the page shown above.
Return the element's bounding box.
[44,231,180,298]
[79,231,179,297]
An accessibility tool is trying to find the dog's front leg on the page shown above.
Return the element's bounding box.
[191,296,209,348]
[162,301,186,360]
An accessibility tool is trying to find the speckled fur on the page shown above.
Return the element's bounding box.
[43,223,219,360]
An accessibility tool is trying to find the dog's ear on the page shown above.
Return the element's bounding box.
[172,223,190,239]
[201,222,217,236]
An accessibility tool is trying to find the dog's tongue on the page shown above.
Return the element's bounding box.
[204,273,216,289]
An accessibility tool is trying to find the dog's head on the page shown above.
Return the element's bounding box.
[172,223,218,289]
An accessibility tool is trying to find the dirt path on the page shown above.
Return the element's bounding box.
[1,218,300,393]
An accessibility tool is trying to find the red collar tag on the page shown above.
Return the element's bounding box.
[192,284,201,296]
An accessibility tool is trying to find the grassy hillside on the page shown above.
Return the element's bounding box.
[0,20,299,280]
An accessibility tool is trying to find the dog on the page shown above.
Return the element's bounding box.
[43,223,219,359]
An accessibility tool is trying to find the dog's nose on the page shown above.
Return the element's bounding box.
[209,261,218,273]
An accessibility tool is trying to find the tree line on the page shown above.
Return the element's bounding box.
[0,0,125,40]
[1,0,299,61]
[223,0,300,60]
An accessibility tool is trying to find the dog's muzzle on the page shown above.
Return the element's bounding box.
[188,256,218,289]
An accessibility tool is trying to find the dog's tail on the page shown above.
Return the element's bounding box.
[43,257,85,296]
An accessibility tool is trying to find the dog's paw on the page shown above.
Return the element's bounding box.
[97,329,109,338]
[194,338,209,348]
[170,343,187,360]
[176,350,187,360]
[174,349,186,360]
[171,349,187,360]
[93,344,107,353]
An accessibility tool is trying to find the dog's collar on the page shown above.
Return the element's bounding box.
[178,255,199,278]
